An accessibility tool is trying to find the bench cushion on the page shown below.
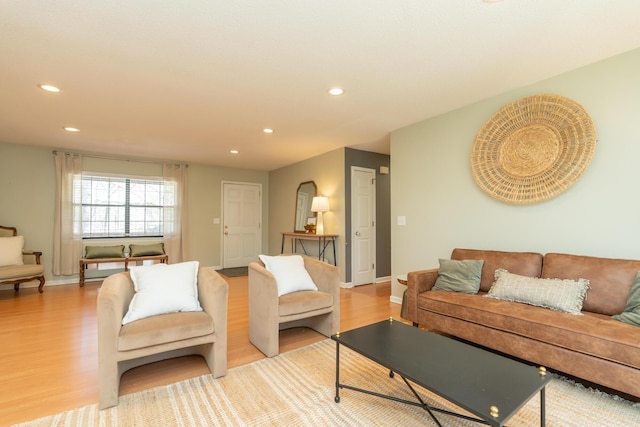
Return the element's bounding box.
[85,245,125,259]
[129,243,165,257]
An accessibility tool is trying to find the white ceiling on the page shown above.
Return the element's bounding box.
[2,1,640,171]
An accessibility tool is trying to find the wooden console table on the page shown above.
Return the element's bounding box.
[281,232,338,265]
[79,254,168,287]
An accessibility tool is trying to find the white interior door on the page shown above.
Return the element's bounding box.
[223,182,262,268]
[351,167,376,286]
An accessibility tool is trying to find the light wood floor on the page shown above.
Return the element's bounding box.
[0,276,403,426]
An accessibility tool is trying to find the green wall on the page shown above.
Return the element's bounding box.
[390,48,640,300]
[0,143,269,287]
[268,148,346,281]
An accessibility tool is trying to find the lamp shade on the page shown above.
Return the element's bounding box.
[311,196,330,212]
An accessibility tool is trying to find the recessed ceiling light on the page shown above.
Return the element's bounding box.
[328,87,344,96]
[63,127,80,132]
[39,84,61,93]
[263,128,274,134]
[230,150,239,154]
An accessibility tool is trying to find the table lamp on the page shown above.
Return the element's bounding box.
[311,196,330,235]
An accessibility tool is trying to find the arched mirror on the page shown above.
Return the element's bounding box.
[294,181,317,232]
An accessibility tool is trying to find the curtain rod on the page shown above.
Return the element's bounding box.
[52,150,188,167]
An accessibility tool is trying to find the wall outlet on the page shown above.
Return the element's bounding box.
[213,218,220,225]
[397,216,407,226]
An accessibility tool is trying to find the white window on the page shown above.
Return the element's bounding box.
[74,174,176,239]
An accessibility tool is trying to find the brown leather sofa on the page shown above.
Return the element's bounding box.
[407,248,640,398]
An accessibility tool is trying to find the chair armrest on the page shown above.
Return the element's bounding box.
[303,256,340,301]
[97,272,135,349]
[248,261,279,321]
[406,269,438,322]
[22,250,43,265]
[197,267,229,337]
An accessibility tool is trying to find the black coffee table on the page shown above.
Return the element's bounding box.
[331,319,551,426]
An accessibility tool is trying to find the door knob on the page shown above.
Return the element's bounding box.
[355,231,361,236]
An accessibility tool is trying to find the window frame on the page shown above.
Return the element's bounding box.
[75,172,174,240]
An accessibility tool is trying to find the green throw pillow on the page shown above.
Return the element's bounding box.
[612,272,640,326]
[129,243,165,257]
[84,245,125,259]
[433,259,484,294]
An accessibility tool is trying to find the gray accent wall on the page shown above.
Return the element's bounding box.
[345,148,391,283]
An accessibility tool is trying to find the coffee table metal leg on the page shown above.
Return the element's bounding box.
[335,341,341,403]
[541,387,545,426]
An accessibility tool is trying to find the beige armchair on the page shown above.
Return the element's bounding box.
[0,226,45,293]
[97,267,228,409]
[249,256,340,357]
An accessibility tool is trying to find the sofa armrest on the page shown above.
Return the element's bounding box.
[97,272,135,351]
[197,267,229,339]
[303,256,340,302]
[22,250,42,265]
[406,268,438,323]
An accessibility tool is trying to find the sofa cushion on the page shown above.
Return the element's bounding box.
[278,290,333,317]
[0,264,45,280]
[118,311,214,351]
[122,261,202,325]
[451,248,543,292]
[418,290,640,370]
[543,253,640,315]
[0,235,24,267]
[433,259,483,294]
[486,269,589,315]
[612,272,640,326]
[84,245,125,259]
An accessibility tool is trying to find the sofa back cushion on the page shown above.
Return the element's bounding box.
[543,253,640,316]
[451,248,543,292]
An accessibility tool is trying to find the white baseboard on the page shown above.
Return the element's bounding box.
[389,295,403,305]
[341,275,391,289]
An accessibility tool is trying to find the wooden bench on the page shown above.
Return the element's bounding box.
[79,254,168,287]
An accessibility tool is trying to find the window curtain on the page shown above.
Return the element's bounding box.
[163,164,188,263]
[53,152,83,275]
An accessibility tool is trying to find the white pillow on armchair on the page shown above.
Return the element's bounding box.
[258,254,318,296]
[122,261,202,325]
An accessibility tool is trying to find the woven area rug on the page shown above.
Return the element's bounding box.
[14,340,640,426]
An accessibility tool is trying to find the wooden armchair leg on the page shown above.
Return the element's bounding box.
[14,283,19,291]
[38,276,45,293]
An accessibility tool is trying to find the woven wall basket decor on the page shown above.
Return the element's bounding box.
[470,94,596,204]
